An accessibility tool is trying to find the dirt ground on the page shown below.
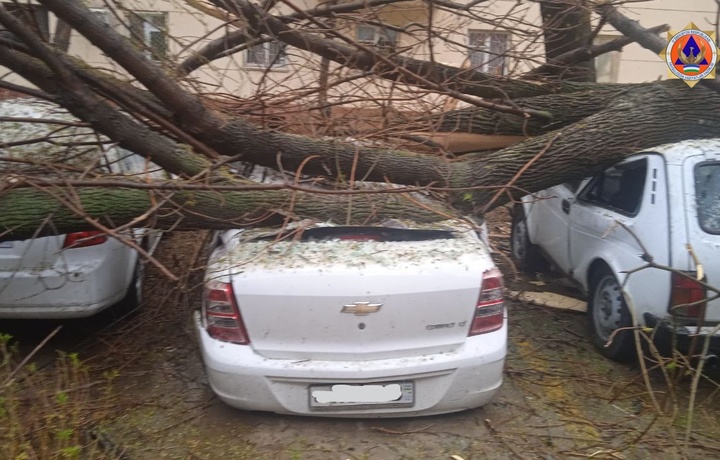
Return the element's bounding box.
[6,208,720,459]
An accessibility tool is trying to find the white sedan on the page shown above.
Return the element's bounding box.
[195,219,506,417]
[0,98,161,319]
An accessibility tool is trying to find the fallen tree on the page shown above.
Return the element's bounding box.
[0,0,719,240]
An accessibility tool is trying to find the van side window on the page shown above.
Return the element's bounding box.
[579,158,648,215]
[695,162,720,234]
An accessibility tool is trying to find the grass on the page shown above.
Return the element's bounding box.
[0,332,117,460]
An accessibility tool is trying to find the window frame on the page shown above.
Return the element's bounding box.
[694,161,720,235]
[245,40,287,68]
[355,24,399,53]
[89,7,110,25]
[127,11,168,61]
[468,30,509,76]
[593,35,621,83]
[577,158,648,217]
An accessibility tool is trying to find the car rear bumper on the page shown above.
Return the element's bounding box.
[194,312,506,417]
[644,313,720,356]
[0,261,128,319]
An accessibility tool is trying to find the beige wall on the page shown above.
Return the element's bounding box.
[600,0,719,83]
[2,0,718,99]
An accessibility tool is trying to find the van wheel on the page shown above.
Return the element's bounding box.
[588,267,636,362]
[510,205,547,273]
[109,261,144,320]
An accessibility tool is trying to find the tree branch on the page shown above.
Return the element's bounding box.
[37,0,224,132]
[0,46,214,179]
[598,4,720,93]
[218,0,553,118]
[178,0,417,76]
[527,24,669,78]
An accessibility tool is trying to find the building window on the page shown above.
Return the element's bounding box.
[356,25,398,53]
[246,41,287,68]
[594,35,621,83]
[90,8,110,25]
[128,12,168,61]
[1,3,49,41]
[469,31,509,76]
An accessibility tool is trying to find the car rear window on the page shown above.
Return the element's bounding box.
[254,227,456,242]
[696,162,720,234]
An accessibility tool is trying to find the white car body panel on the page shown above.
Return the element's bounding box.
[198,220,507,417]
[0,237,136,318]
[680,149,720,318]
[0,98,163,318]
[195,313,505,417]
[522,139,720,327]
[527,184,575,273]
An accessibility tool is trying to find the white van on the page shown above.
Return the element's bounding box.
[0,98,162,319]
[511,139,720,361]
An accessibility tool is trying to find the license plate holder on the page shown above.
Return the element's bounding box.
[309,381,414,411]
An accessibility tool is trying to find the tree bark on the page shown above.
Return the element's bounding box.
[457,81,720,211]
[0,185,460,240]
[540,0,596,82]
[2,0,720,242]
[52,19,71,51]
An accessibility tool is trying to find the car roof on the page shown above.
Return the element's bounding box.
[642,138,720,164]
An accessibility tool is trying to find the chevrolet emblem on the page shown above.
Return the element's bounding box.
[341,301,383,316]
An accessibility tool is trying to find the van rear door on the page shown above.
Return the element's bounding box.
[684,156,720,321]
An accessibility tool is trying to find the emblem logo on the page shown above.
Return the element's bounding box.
[660,22,717,87]
[341,301,383,316]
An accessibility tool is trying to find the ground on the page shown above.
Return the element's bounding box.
[4,208,720,459]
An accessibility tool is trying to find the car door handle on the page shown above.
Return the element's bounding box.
[561,199,571,214]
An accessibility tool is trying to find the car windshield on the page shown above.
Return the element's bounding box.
[695,162,720,234]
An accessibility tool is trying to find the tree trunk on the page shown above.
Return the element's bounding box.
[540,0,596,82]
[52,19,71,51]
[456,81,720,210]
[2,0,720,243]
[0,186,460,240]
[2,80,718,240]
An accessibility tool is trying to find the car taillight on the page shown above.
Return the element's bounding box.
[669,271,706,318]
[62,231,107,249]
[204,280,250,344]
[469,268,505,336]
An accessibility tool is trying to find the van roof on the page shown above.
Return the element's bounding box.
[646,138,720,165]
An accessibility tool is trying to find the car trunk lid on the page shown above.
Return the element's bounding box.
[0,236,64,272]
[207,223,494,361]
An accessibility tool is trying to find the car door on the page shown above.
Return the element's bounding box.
[567,157,650,289]
[528,182,582,274]
[684,155,720,322]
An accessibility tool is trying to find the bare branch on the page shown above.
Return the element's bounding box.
[527,24,669,78]
[598,3,720,93]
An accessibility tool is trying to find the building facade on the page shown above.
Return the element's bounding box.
[1,1,717,99]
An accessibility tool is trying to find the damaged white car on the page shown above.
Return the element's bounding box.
[195,218,506,417]
[0,98,162,319]
[512,138,720,362]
